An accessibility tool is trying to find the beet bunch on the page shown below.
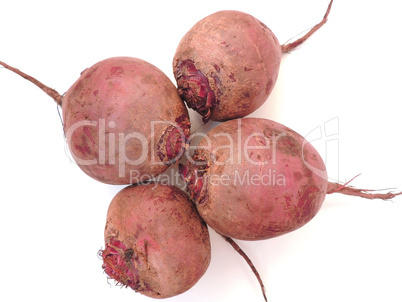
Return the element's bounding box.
[2,1,401,301]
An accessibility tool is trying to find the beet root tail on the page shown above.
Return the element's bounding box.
[222,235,268,302]
[327,182,402,200]
[0,60,63,106]
[281,0,334,53]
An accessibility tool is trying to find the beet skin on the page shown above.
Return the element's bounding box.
[0,58,190,185]
[180,118,328,240]
[63,57,190,185]
[101,183,211,299]
[173,1,334,123]
[173,11,281,123]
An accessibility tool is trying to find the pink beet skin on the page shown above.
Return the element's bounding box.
[173,2,334,123]
[62,57,190,185]
[101,183,211,299]
[180,118,328,240]
[0,58,190,185]
[173,10,282,123]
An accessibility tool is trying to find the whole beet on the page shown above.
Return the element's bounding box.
[0,58,190,185]
[180,118,401,240]
[62,57,191,184]
[173,1,333,122]
[101,183,211,299]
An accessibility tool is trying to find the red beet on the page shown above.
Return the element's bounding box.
[180,118,401,240]
[100,183,211,299]
[0,58,190,185]
[173,0,333,123]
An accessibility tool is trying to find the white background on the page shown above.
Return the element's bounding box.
[1,0,401,301]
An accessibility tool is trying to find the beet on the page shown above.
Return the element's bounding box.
[180,118,402,240]
[0,58,190,185]
[100,183,211,298]
[173,0,333,123]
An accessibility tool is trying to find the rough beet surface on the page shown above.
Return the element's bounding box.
[180,118,328,240]
[101,183,211,299]
[62,57,190,184]
[0,58,190,185]
[174,11,281,123]
[173,1,333,122]
[180,117,401,241]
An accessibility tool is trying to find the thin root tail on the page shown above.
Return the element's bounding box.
[281,0,334,53]
[327,182,402,200]
[0,60,63,106]
[222,235,268,302]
